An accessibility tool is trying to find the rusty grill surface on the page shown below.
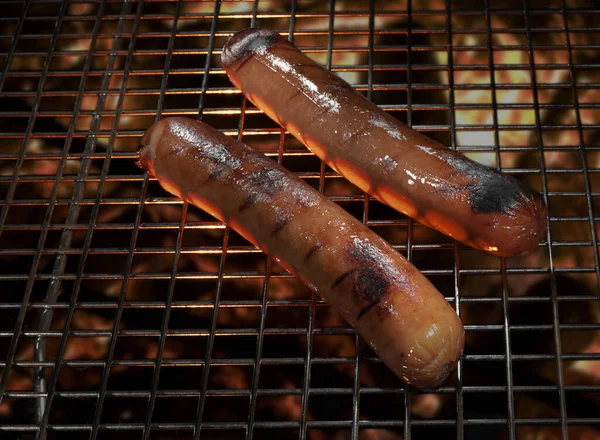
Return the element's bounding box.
[0,0,599,439]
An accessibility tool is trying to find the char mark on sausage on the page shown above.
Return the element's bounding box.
[304,243,322,262]
[221,28,281,67]
[417,144,539,215]
[271,216,291,237]
[353,266,393,321]
[239,193,259,212]
[331,268,358,290]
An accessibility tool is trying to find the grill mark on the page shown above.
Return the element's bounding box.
[343,240,401,323]
[228,52,252,71]
[286,87,304,103]
[331,268,357,290]
[239,193,259,212]
[206,167,227,183]
[351,266,392,322]
[357,303,377,321]
[271,216,290,237]
[304,243,322,262]
[239,169,286,212]
[247,169,283,197]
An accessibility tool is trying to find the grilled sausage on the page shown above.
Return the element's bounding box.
[221,28,547,257]
[138,117,464,388]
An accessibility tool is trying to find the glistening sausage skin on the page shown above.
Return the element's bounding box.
[138,117,464,388]
[221,28,547,257]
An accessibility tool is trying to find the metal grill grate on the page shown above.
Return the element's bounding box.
[0,0,599,439]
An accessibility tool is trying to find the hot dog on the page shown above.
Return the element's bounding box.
[221,28,547,257]
[138,117,464,388]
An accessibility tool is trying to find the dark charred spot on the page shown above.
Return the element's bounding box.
[304,243,322,262]
[441,151,538,215]
[331,268,357,290]
[207,167,228,183]
[298,194,320,209]
[344,239,396,321]
[239,193,259,212]
[467,172,533,214]
[246,168,283,197]
[331,265,393,321]
[238,168,285,211]
[221,28,281,67]
[235,166,295,214]
[353,267,392,321]
[271,216,290,237]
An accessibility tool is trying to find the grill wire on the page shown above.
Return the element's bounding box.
[0,0,599,439]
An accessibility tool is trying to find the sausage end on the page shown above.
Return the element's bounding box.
[477,195,548,257]
[221,28,284,67]
[401,317,465,389]
[360,296,465,389]
[137,120,167,178]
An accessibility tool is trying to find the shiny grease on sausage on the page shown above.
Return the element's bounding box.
[138,117,464,388]
[221,28,548,257]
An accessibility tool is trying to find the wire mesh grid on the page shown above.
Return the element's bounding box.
[0,0,599,439]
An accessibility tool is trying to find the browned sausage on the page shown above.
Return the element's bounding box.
[221,28,547,257]
[138,117,464,388]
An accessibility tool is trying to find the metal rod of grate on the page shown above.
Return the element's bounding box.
[0,0,599,439]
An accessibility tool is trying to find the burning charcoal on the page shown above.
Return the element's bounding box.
[255,379,305,425]
[410,393,446,419]
[515,394,600,440]
[0,311,113,417]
